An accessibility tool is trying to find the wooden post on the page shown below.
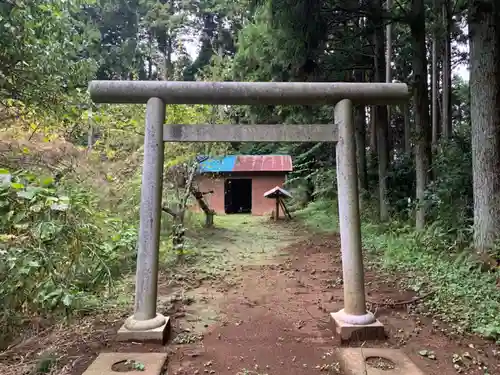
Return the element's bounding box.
[205,211,214,227]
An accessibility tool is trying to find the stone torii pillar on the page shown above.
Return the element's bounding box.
[89,81,410,343]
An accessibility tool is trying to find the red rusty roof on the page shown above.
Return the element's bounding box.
[232,155,293,172]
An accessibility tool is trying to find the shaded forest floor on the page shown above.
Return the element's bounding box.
[1,215,499,375]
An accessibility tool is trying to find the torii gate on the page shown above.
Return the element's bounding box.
[89,81,409,343]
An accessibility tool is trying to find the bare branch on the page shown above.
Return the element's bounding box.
[161,206,179,217]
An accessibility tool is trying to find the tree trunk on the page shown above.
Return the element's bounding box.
[354,69,368,195]
[163,36,174,80]
[368,67,378,163]
[411,0,431,230]
[305,177,315,203]
[403,103,411,153]
[386,0,393,150]
[355,104,368,192]
[87,108,94,152]
[369,105,378,157]
[469,0,500,254]
[148,33,153,80]
[172,163,199,261]
[441,0,453,138]
[431,30,439,146]
[374,3,390,222]
[353,2,368,199]
[87,126,94,152]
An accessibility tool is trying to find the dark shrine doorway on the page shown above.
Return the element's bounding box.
[224,178,252,214]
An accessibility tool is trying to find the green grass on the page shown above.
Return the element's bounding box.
[296,199,500,342]
[160,213,301,276]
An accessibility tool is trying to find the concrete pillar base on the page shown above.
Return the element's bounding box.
[330,311,385,343]
[337,348,425,375]
[82,353,168,375]
[117,314,170,344]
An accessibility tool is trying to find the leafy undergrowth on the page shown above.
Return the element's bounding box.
[0,167,138,348]
[296,199,500,342]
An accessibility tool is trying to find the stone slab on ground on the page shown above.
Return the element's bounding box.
[117,316,170,344]
[82,352,167,375]
[330,312,386,342]
[338,348,425,375]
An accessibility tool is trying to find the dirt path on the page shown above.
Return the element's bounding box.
[1,215,499,375]
[160,217,499,375]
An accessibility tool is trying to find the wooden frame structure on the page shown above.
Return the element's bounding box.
[264,186,292,220]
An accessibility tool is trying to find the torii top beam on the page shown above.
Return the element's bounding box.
[88,81,410,105]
